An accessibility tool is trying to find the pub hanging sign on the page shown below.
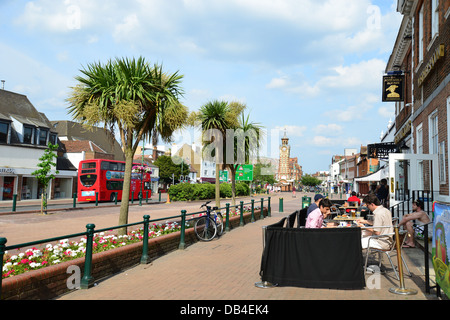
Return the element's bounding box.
[382,75,404,102]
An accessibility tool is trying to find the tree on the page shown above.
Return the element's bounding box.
[226,112,264,207]
[154,155,189,186]
[189,100,243,207]
[32,142,59,214]
[253,163,276,185]
[301,174,322,187]
[67,57,187,234]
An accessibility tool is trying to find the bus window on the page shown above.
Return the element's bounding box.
[82,162,96,169]
[106,181,123,190]
[80,174,97,187]
[101,161,110,170]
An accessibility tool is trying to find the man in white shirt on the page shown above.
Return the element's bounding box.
[356,193,393,250]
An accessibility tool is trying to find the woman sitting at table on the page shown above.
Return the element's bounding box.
[305,198,333,228]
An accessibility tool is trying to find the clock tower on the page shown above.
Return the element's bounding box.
[278,130,291,184]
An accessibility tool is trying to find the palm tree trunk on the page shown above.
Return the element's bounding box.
[230,166,237,208]
[118,147,133,235]
[215,162,220,208]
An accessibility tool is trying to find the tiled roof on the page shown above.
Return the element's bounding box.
[0,89,52,129]
[61,140,107,154]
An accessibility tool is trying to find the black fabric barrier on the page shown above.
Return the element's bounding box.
[259,226,365,289]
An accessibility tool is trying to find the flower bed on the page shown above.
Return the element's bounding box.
[1,207,267,300]
[2,222,181,279]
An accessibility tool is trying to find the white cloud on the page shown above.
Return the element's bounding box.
[378,105,395,118]
[0,42,72,117]
[311,135,362,148]
[319,59,386,90]
[274,125,307,137]
[266,76,289,89]
[113,14,140,42]
[314,124,343,135]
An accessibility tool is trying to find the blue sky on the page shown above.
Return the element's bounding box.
[0,0,402,174]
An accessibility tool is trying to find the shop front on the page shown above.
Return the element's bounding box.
[0,167,76,201]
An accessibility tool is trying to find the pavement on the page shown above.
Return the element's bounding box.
[0,192,445,306]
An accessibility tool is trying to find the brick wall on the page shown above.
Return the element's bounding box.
[1,209,267,300]
[412,0,450,197]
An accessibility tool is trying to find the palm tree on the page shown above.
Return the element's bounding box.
[226,112,264,207]
[192,100,243,207]
[67,57,187,234]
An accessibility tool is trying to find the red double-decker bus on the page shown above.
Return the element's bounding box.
[78,159,152,202]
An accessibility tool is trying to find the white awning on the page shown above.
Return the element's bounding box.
[354,166,388,182]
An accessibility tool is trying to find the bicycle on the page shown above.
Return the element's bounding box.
[194,201,224,241]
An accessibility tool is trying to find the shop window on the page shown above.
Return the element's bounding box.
[2,176,15,200]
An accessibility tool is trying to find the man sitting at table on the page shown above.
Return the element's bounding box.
[306,193,324,216]
[355,193,393,250]
[305,198,333,228]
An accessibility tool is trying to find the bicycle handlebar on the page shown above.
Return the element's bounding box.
[200,201,212,208]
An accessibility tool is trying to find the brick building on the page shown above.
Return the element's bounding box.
[386,0,450,203]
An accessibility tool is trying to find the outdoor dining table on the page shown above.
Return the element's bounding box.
[259,217,366,289]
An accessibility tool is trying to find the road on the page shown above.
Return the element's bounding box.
[0,192,303,247]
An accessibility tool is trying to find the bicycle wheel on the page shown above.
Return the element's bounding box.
[215,212,224,236]
[194,216,217,241]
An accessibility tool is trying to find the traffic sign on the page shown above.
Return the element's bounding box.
[219,170,228,182]
[235,164,253,181]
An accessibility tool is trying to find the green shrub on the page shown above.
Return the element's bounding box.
[167,182,250,201]
[220,183,232,198]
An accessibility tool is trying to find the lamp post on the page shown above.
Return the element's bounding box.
[140,139,144,204]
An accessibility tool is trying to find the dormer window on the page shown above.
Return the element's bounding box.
[38,128,48,146]
[23,126,34,144]
[0,121,10,144]
[49,133,57,145]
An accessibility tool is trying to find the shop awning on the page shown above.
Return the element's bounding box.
[354,166,388,182]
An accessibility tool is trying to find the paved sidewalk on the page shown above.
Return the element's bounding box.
[55,195,440,302]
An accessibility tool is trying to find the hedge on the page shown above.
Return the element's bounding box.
[168,182,250,201]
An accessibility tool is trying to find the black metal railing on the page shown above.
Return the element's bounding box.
[0,197,271,299]
[389,190,434,294]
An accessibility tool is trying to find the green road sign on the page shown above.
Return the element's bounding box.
[235,164,253,181]
[219,170,228,182]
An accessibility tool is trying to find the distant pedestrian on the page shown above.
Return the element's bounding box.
[376,179,389,207]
